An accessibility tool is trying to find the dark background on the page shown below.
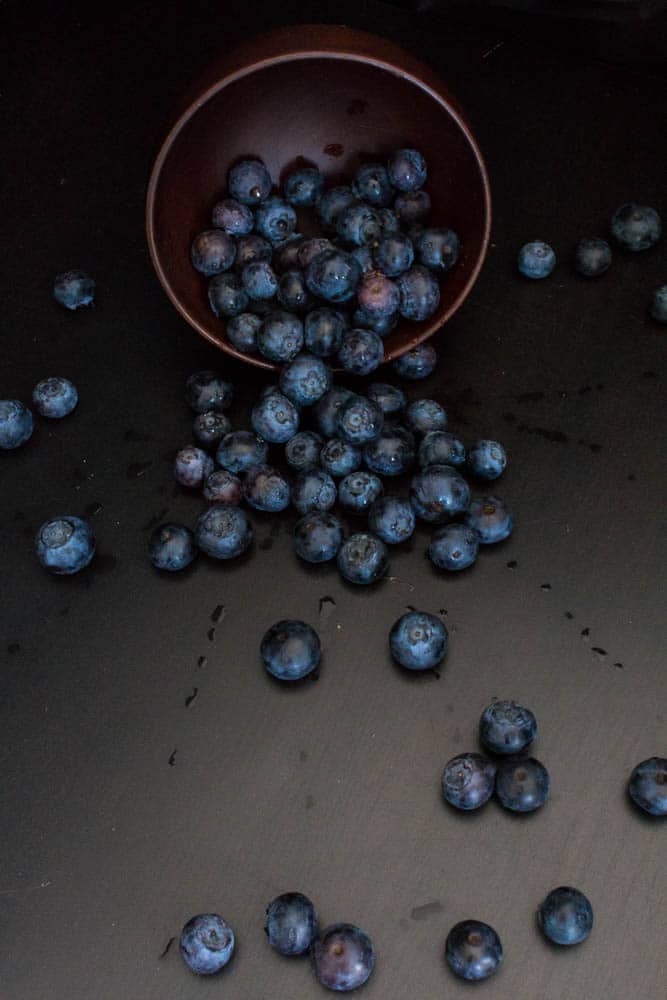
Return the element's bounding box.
[1,2,665,998]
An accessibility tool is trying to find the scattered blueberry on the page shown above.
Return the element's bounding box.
[255,196,298,243]
[611,203,661,252]
[284,167,324,207]
[428,523,479,571]
[416,228,460,273]
[306,249,361,304]
[389,610,448,671]
[228,159,272,206]
[211,197,254,236]
[372,233,414,278]
[36,515,95,575]
[174,445,214,487]
[285,431,323,471]
[337,394,384,446]
[363,426,415,476]
[148,523,196,571]
[495,756,550,812]
[392,342,437,381]
[396,265,440,321]
[179,913,235,976]
[292,468,337,515]
[277,270,313,312]
[572,237,612,277]
[445,921,502,982]
[314,386,355,437]
[320,437,362,478]
[538,887,594,946]
[216,430,268,474]
[202,469,242,505]
[243,464,291,512]
[465,496,513,543]
[394,189,431,227]
[191,229,236,275]
[235,234,273,271]
[257,311,304,363]
[338,328,384,376]
[628,757,667,816]
[405,399,447,435]
[367,382,406,416]
[479,700,537,756]
[294,510,343,563]
[185,371,234,413]
[353,162,394,207]
[265,892,319,955]
[339,470,383,515]
[53,270,95,310]
[208,272,249,317]
[279,353,333,407]
[410,465,471,523]
[518,241,556,279]
[357,272,400,319]
[317,186,358,230]
[0,399,33,449]
[311,923,375,992]
[387,148,427,192]
[195,504,253,559]
[442,753,497,810]
[193,411,232,447]
[241,260,278,300]
[251,390,299,443]
[261,619,321,680]
[337,532,388,585]
[368,495,415,544]
[467,440,507,480]
[649,284,667,324]
[227,312,262,353]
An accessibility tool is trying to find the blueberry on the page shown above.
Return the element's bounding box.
[394,189,431,227]
[445,921,502,982]
[174,446,215,488]
[336,202,382,247]
[243,464,291,512]
[228,159,272,206]
[277,270,313,312]
[280,353,333,408]
[255,196,297,243]
[284,167,324,207]
[572,237,612,277]
[495,756,550,812]
[148,523,196,571]
[36,515,95,575]
[429,523,479,571]
[191,229,236,275]
[292,468,337,515]
[337,532,388,585]
[179,913,235,976]
[467,440,507,480]
[611,202,661,251]
[465,496,513,544]
[377,208,401,236]
[320,438,362,478]
[339,471,383,515]
[208,272,249,318]
[405,399,447,435]
[305,308,348,358]
[185,371,234,413]
[195,504,253,559]
[397,266,440,321]
[628,757,667,816]
[357,273,400,319]
[346,245,373,276]
[216,430,268,474]
[53,270,95,310]
[261,619,321,680]
[337,394,384,446]
[352,307,399,338]
[227,312,262,353]
[234,234,273,271]
[193,411,232,448]
[538,887,594,946]
[298,237,336,269]
[649,284,667,324]
[410,465,471,523]
[518,240,556,279]
[306,250,361,304]
[352,162,394,207]
[387,148,427,192]
[211,197,254,236]
[317,186,357,230]
[285,431,323,471]
[416,227,460,273]
[418,431,465,469]
[442,753,497,810]
[363,427,415,476]
[338,329,384,376]
[479,700,537,756]
[314,386,355,437]
[265,892,319,955]
[367,383,406,416]
[272,235,305,273]
[294,510,343,563]
[257,311,304,363]
[311,924,375,992]
[372,233,414,278]
[389,610,448,671]
[251,391,299,444]
[0,399,33,449]
[202,469,242,505]
[368,495,415,544]
[241,260,278,300]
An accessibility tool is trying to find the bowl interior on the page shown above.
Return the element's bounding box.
[150,54,488,368]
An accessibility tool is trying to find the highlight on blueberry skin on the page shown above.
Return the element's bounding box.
[261,619,321,681]
[195,504,253,560]
[572,237,612,277]
[193,410,232,448]
[467,439,507,481]
[292,468,337,515]
[294,510,343,564]
[339,471,383,516]
[174,446,214,488]
[418,430,465,469]
[32,376,78,419]
[211,197,254,236]
[337,532,388,585]
[410,464,471,523]
[202,469,242,505]
[148,523,196,572]
[251,390,300,444]
[479,700,537,756]
[363,427,416,477]
[265,892,319,956]
[610,202,661,252]
[538,887,594,946]
[228,158,272,206]
[387,148,427,192]
[53,269,95,310]
[36,515,95,575]
[185,371,234,414]
[628,756,667,816]
[243,464,291,512]
[465,495,513,544]
[495,756,550,812]
[0,399,34,449]
[284,166,324,207]
[649,284,667,324]
[367,382,406,417]
[191,229,236,276]
[518,240,556,279]
[216,430,268,474]
[445,920,503,982]
[392,342,437,381]
[277,269,313,312]
[397,265,440,321]
[311,923,375,992]
[389,610,448,671]
[179,913,235,976]
[368,495,416,545]
[416,227,460,273]
[337,328,384,376]
[428,523,479,571]
[279,352,332,408]
[442,753,497,810]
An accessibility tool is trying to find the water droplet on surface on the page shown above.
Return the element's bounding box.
[185,687,198,708]
[211,604,225,624]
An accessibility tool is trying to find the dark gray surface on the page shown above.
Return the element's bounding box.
[2,3,665,998]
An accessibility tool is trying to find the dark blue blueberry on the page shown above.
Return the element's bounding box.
[272,235,305,273]
[314,386,355,437]
[397,266,440,321]
[410,465,470,522]
[228,159,272,206]
[227,312,262,353]
[336,202,382,247]
[280,353,332,408]
[277,270,313,312]
[148,523,196,572]
[339,471,383,515]
[465,496,513,544]
[234,234,273,272]
[442,753,496,810]
[53,270,95,310]
[317,186,357,230]
[191,229,236,275]
[628,757,667,816]
[518,241,556,279]
[538,887,594,946]
[320,438,362,478]
[377,208,401,236]
[367,382,406,416]
[350,245,375,274]
[192,411,232,448]
[416,227,460,273]
[261,619,321,680]
[337,532,388,585]
[208,272,249,318]
[185,371,234,413]
[265,892,319,956]
[573,237,612,277]
[36,516,95,575]
[387,148,427,192]
[352,307,398,337]
[211,197,254,235]
[611,203,661,252]
[180,913,235,975]
[30,376,77,419]
[649,284,667,324]
[255,196,297,243]
[202,469,242,505]
[216,431,268,474]
[479,701,537,756]
[372,233,414,278]
[337,394,384,446]
[0,400,33,449]
[294,510,343,563]
[368,495,415,544]
[292,468,337,515]
[445,921,502,982]
[251,390,299,444]
[284,167,324,207]
[405,399,447,435]
[393,342,438,380]
[174,446,215,488]
[241,260,278,300]
[337,329,384,376]
[394,189,431,227]
[495,756,550,812]
[389,610,448,671]
[285,431,323,471]
[429,524,479,571]
[304,308,348,358]
[298,237,336,269]
[418,431,465,469]
[195,504,253,559]
[353,163,394,208]
[311,924,375,992]
[467,440,507,481]
[357,273,400,319]
[257,311,304,363]
[306,250,361,304]
[243,464,291,512]
[363,427,415,477]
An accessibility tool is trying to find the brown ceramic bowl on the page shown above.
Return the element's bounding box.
[146,24,491,371]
